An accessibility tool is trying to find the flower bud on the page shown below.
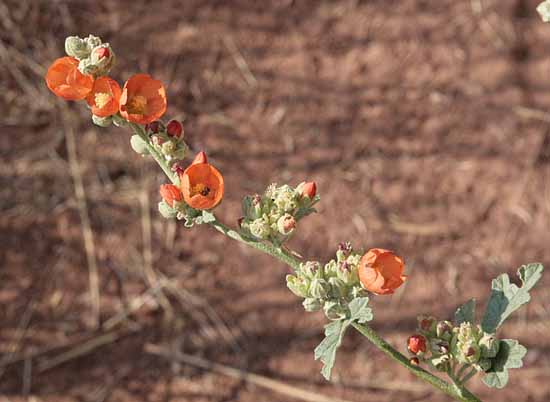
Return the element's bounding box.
[95,47,110,59]
[159,184,183,207]
[328,277,347,299]
[167,120,184,138]
[301,261,321,279]
[323,300,346,320]
[249,218,271,239]
[146,120,164,134]
[479,334,499,358]
[192,151,208,164]
[309,278,329,299]
[277,214,296,235]
[171,160,186,175]
[303,298,322,312]
[418,315,437,334]
[151,134,164,146]
[538,1,550,22]
[286,275,310,298]
[161,141,176,157]
[430,354,450,372]
[130,135,149,155]
[301,181,317,198]
[436,320,453,340]
[407,334,427,355]
[65,36,90,59]
[462,343,481,364]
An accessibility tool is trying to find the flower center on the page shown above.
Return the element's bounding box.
[94,92,112,109]
[191,183,211,197]
[127,95,147,114]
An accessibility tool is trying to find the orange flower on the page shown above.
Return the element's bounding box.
[160,184,183,207]
[179,152,224,210]
[86,76,121,117]
[119,74,167,124]
[358,248,406,295]
[45,57,94,100]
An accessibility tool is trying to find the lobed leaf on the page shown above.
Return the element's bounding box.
[482,339,527,389]
[481,263,543,333]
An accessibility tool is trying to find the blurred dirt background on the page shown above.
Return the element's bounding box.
[2,0,550,401]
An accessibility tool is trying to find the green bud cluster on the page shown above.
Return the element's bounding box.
[239,183,319,245]
[286,243,368,320]
[149,128,188,163]
[415,316,500,373]
[65,35,115,77]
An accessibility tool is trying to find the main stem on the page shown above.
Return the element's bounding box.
[130,123,482,402]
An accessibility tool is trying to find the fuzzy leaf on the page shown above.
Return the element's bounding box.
[481,264,544,333]
[455,299,476,325]
[348,297,373,324]
[314,298,373,380]
[314,320,349,380]
[482,339,527,389]
[201,210,216,223]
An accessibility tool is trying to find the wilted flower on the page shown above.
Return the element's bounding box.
[358,248,406,295]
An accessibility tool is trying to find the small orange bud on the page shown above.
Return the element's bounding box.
[95,47,110,59]
[160,184,183,207]
[192,151,208,165]
[358,248,406,295]
[166,120,183,138]
[407,335,427,355]
[301,181,317,198]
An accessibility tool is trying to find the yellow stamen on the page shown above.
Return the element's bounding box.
[94,92,112,108]
[190,183,211,197]
[126,95,147,114]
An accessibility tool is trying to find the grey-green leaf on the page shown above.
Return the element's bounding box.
[482,339,527,389]
[348,297,373,324]
[455,299,476,325]
[481,263,544,333]
[314,320,349,380]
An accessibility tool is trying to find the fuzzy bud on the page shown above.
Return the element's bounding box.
[167,120,184,138]
[146,120,164,134]
[130,135,149,155]
[436,320,453,340]
[538,1,550,22]
[309,278,329,299]
[277,214,296,235]
[407,334,427,355]
[286,275,310,298]
[418,315,437,334]
[249,218,271,239]
[303,298,322,312]
[65,36,90,59]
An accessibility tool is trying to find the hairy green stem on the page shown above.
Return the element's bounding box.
[128,123,482,402]
[352,323,482,402]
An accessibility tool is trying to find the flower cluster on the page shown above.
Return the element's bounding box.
[46,35,167,128]
[287,245,406,319]
[408,316,500,373]
[46,34,224,227]
[239,182,318,245]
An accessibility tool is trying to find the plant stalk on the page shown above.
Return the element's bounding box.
[128,123,482,402]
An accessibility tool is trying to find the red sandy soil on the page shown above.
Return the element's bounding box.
[1,1,550,401]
